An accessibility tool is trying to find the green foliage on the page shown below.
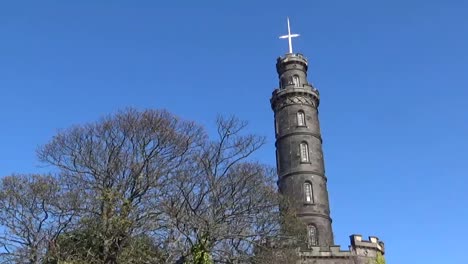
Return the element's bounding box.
[375,252,386,264]
[115,235,165,264]
[367,252,386,264]
[45,221,165,264]
[191,243,213,264]
[190,235,213,264]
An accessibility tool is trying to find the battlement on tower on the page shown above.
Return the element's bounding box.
[350,234,385,253]
[277,53,308,65]
[297,235,385,264]
[300,245,352,258]
[276,53,308,74]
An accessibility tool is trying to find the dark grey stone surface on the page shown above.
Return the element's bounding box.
[270,53,385,264]
[271,53,334,247]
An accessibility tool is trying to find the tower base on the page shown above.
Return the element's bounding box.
[258,234,385,264]
[298,235,385,264]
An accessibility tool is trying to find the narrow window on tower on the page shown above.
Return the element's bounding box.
[304,182,313,203]
[276,150,280,173]
[293,75,300,87]
[297,111,305,126]
[307,225,318,248]
[300,142,309,163]
[274,118,279,136]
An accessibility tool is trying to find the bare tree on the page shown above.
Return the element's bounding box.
[0,174,77,264]
[2,110,305,264]
[161,116,301,263]
[37,108,205,264]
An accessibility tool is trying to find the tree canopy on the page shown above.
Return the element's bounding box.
[0,109,303,264]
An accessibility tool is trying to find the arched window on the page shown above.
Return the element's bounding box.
[304,182,313,203]
[307,225,318,247]
[297,111,305,126]
[300,142,309,163]
[293,75,300,87]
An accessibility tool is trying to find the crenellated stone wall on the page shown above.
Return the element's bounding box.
[298,235,385,264]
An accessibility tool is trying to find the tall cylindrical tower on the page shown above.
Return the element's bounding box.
[271,53,334,247]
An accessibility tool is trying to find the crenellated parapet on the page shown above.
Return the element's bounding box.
[300,246,352,259]
[349,234,385,260]
[276,53,309,73]
[295,235,385,264]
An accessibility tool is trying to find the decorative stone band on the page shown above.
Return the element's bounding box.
[275,131,323,144]
[278,170,327,182]
[295,212,333,222]
[270,86,320,112]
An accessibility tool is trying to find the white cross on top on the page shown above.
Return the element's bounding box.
[279,17,300,54]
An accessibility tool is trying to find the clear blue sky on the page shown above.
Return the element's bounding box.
[1,1,467,263]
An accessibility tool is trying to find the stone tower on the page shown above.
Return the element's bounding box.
[270,19,385,264]
[270,52,386,264]
[270,53,333,247]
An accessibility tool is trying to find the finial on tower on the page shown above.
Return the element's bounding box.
[279,17,300,54]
